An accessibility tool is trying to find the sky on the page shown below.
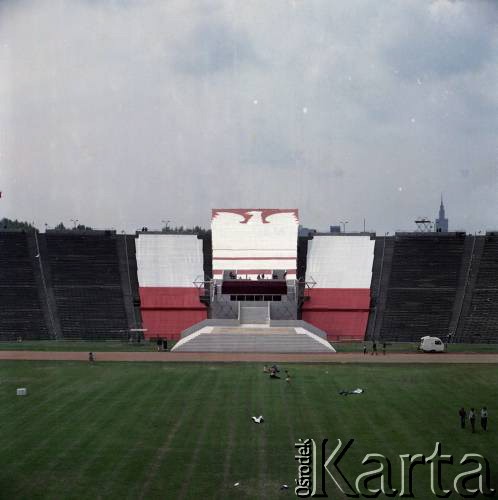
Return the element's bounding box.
[0,0,497,233]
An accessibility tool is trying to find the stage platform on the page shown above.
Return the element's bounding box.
[171,323,335,353]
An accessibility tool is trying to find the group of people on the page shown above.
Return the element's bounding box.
[459,406,488,433]
[363,341,387,355]
[263,365,291,383]
[227,272,288,280]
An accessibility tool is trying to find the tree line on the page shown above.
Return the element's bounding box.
[0,218,209,235]
[0,218,92,231]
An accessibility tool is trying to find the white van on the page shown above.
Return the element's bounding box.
[419,336,445,353]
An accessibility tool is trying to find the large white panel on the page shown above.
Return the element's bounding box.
[136,234,204,287]
[305,236,374,288]
[211,209,298,275]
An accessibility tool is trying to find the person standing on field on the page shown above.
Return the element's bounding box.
[469,408,476,433]
[481,407,488,431]
[371,341,378,355]
[459,407,466,429]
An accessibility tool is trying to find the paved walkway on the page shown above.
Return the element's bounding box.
[1,351,498,363]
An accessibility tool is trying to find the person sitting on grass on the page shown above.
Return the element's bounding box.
[269,367,280,379]
[263,365,269,373]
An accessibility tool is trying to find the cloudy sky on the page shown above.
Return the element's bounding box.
[0,0,497,233]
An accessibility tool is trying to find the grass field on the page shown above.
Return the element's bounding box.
[0,341,158,352]
[1,361,497,499]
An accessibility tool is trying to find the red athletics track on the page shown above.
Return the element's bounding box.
[1,351,498,363]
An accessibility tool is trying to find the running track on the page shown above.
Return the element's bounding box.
[1,351,498,363]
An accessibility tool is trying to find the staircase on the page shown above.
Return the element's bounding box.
[172,325,335,353]
[239,303,269,325]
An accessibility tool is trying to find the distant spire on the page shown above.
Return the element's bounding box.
[439,195,445,218]
[436,194,448,232]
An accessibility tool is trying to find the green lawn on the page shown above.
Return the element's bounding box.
[0,340,160,352]
[0,361,496,499]
[334,341,498,353]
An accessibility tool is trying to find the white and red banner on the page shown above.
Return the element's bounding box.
[211,209,299,280]
[136,234,206,339]
[303,235,374,340]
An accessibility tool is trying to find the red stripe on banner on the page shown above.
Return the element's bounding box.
[212,256,296,260]
[139,287,206,339]
[302,288,371,340]
[302,289,370,310]
[301,311,369,341]
[140,287,204,309]
[141,310,206,340]
[211,208,298,223]
[215,248,297,251]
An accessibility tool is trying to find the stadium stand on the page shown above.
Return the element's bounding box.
[200,232,213,280]
[365,236,392,340]
[3,211,498,348]
[297,236,311,282]
[460,234,498,342]
[0,231,50,340]
[136,233,207,339]
[446,234,476,336]
[302,235,375,340]
[116,234,142,332]
[378,233,465,342]
[45,231,129,340]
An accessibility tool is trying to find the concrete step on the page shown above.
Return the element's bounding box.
[173,331,334,353]
[211,327,294,334]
